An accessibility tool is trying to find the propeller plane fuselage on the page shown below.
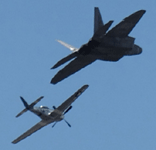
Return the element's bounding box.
[12,85,89,144]
[31,106,64,121]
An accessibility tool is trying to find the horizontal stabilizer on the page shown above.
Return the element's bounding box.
[16,96,44,118]
[57,40,78,52]
[16,108,28,118]
[29,96,44,108]
[51,52,78,69]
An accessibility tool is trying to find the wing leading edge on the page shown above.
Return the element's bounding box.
[12,120,53,144]
[106,10,146,37]
[57,85,89,112]
[51,55,97,84]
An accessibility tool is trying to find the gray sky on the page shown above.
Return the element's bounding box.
[1,0,156,149]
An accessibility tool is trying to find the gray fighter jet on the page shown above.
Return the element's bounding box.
[12,85,89,144]
[51,7,146,84]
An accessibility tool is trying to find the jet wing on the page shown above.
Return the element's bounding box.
[106,10,146,37]
[51,52,78,69]
[56,85,89,112]
[51,55,97,84]
[12,120,52,144]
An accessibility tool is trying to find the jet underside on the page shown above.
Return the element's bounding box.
[51,9,145,84]
[91,36,138,61]
[79,36,139,62]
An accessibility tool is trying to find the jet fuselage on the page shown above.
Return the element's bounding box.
[51,9,145,84]
[78,36,142,62]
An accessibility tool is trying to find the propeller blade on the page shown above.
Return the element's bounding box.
[64,106,72,114]
[52,122,57,128]
[64,119,71,127]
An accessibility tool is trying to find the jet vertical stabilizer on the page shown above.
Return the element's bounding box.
[94,7,104,33]
[93,20,114,40]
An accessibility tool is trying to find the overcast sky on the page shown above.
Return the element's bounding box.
[1,0,156,150]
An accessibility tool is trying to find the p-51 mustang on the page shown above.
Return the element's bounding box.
[51,7,146,84]
[12,85,89,144]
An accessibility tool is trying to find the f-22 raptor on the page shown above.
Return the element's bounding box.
[12,85,89,144]
[51,7,146,84]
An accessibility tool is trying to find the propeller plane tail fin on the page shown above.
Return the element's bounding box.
[15,96,44,118]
